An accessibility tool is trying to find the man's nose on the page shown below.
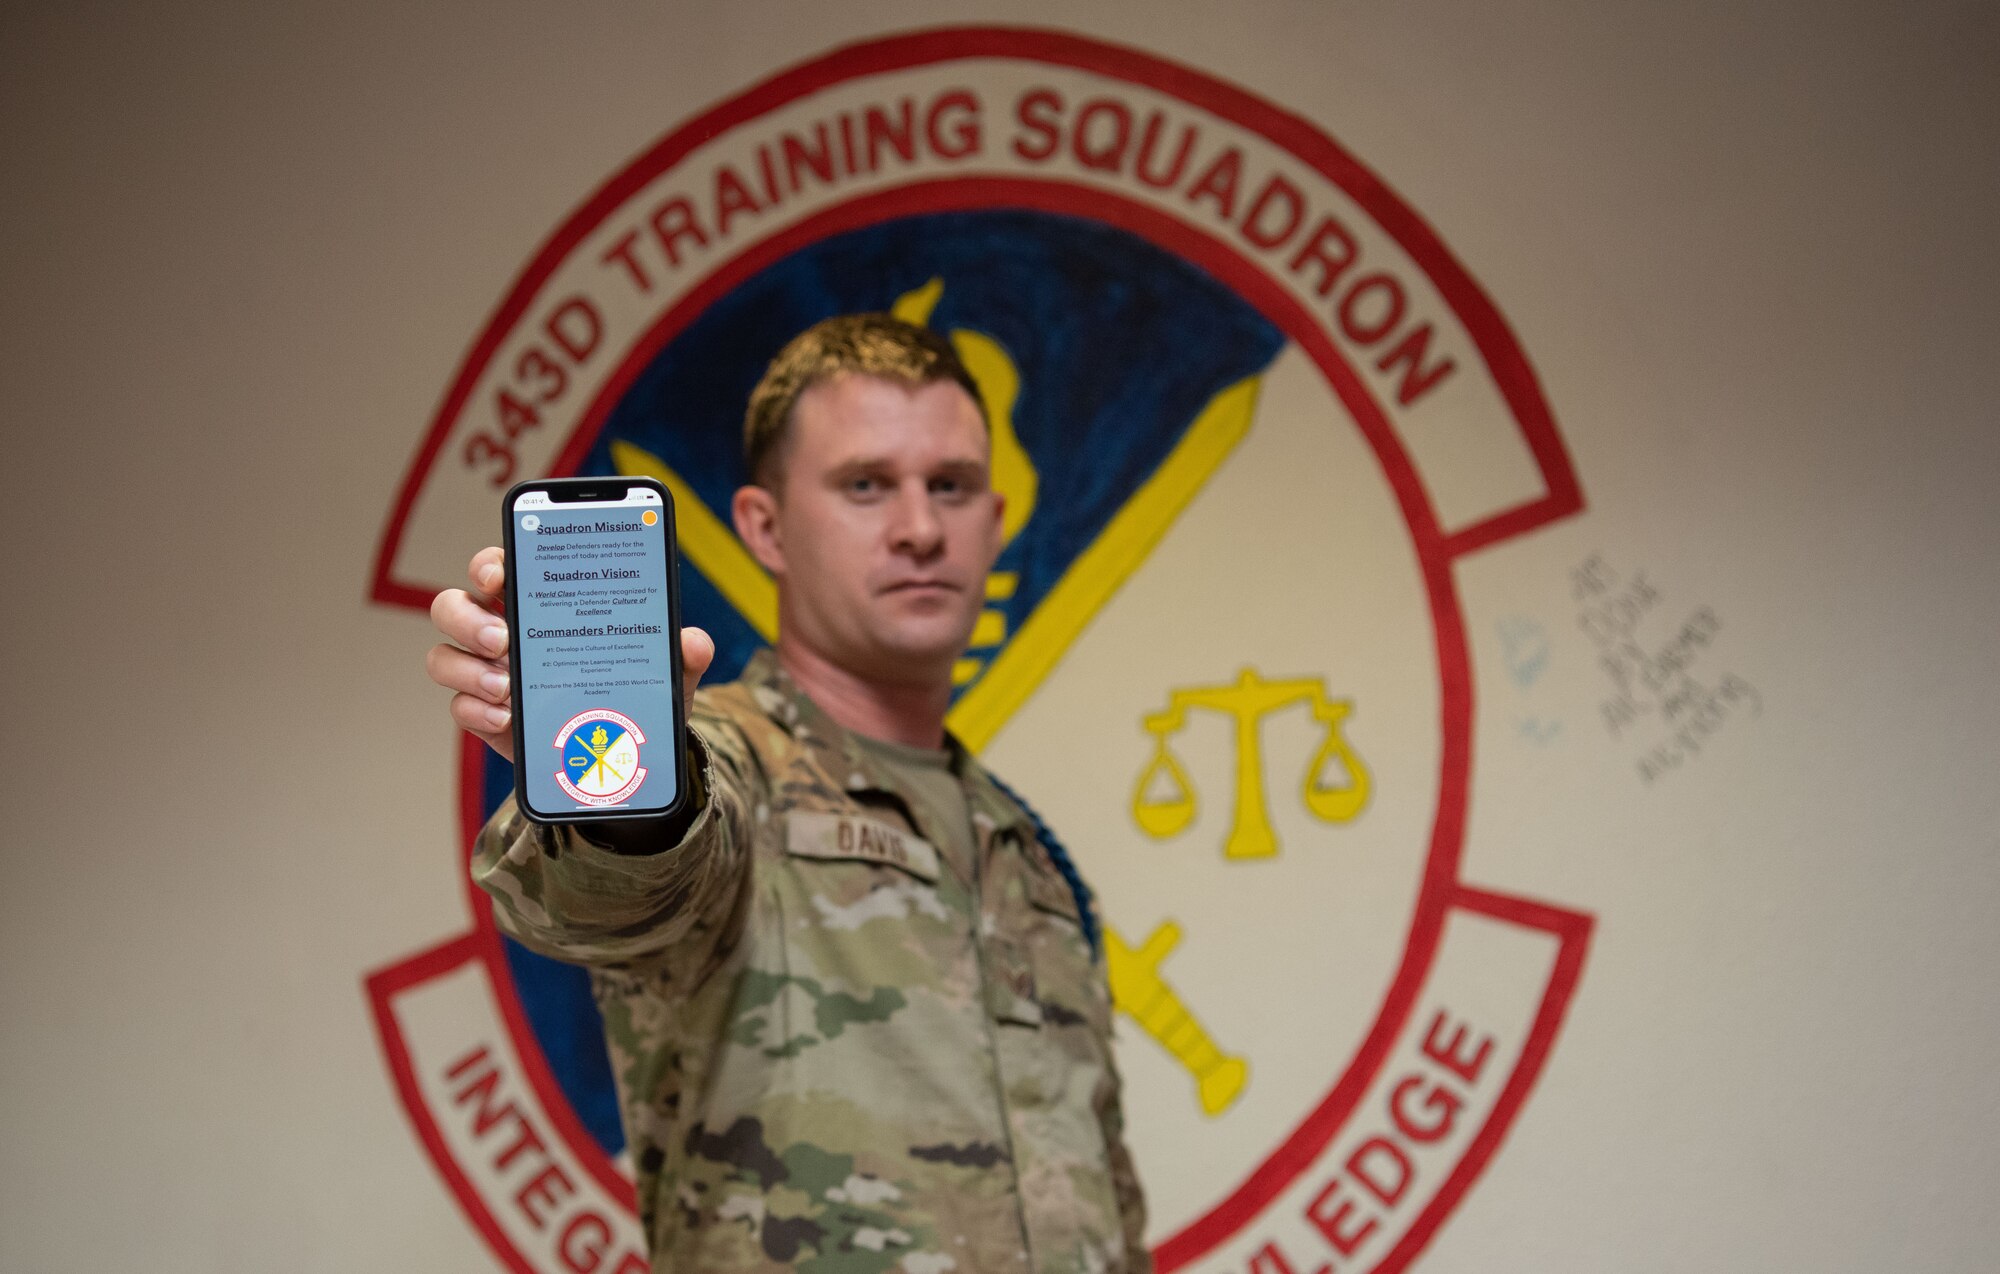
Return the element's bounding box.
[887,480,944,557]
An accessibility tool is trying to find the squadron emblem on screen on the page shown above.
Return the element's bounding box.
[553,708,648,806]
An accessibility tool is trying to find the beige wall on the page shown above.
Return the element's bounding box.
[3,2,1996,1270]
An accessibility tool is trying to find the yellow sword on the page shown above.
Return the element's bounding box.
[1107,921,1248,1115]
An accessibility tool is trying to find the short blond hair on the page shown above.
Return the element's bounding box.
[743,313,984,484]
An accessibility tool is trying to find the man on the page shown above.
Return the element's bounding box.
[426,315,1150,1273]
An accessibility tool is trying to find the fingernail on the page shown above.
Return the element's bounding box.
[481,624,507,654]
[479,564,502,589]
[485,705,511,729]
[480,671,509,698]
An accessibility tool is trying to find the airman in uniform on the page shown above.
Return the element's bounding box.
[427,315,1150,1274]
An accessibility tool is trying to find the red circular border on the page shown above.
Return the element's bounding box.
[371,24,1586,1273]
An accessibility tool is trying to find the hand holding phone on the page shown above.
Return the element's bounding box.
[425,485,714,816]
[426,546,519,759]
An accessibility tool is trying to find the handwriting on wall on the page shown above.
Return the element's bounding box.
[1570,553,1762,783]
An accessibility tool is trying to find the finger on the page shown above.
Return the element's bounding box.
[681,627,715,714]
[449,692,515,761]
[427,642,511,705]
[431,587,508,658]
[467,547,505,608]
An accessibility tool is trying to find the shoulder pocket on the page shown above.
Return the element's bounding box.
[1022,840,1083,924]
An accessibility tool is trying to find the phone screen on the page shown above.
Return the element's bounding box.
[504,480,684,820]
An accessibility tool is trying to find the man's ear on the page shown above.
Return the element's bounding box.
[732,484,786,575]
[987,489,1007,561]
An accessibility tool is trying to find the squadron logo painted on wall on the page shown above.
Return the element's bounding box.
[366,27,1593,1274]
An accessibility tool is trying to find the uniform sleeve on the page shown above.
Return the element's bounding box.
[1102,1036,1155,1274]
[469,706,760,976]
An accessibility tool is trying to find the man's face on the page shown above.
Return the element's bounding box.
[735,373,1003,687]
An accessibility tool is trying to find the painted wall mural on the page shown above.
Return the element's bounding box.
[367,28,1593,1274]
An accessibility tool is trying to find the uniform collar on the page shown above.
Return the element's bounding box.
[739,648,1036,841]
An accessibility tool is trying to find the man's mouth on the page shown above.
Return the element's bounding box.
[881,579,960,595]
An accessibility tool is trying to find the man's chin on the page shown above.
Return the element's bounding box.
[861,622,980,682]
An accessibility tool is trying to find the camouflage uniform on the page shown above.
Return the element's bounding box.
[474,651,1151,1274]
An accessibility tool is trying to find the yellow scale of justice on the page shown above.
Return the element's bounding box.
[1133,668,1371,858]
[608,276,1318,1117]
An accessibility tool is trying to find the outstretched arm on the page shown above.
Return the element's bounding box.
[428,546,749,976]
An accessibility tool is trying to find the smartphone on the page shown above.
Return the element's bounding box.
[500,476,691,824]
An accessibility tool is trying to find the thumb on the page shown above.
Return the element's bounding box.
[680,627,715,716]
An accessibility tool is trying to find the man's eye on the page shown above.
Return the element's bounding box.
[930,477,969,499]
[845,475,882,496]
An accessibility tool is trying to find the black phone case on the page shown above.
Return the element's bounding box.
[500,475,692,825]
